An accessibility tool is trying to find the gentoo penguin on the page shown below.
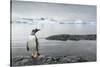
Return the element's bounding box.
[26,28,40,58]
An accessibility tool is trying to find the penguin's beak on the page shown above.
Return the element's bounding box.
[36,29,40,32]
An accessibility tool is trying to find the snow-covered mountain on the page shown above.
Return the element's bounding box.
[11,17,58,24]
[11,17,33,24]
[11,17,96,25]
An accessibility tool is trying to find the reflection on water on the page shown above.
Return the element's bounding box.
[12,40,96,61]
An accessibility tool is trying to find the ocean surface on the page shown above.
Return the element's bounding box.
[11,23,96,61]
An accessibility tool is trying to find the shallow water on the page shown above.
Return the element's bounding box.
[12,39,96,61]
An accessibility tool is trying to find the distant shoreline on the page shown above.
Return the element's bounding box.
[46,34,96,41]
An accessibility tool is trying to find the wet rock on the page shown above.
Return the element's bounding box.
[11,55,88,66]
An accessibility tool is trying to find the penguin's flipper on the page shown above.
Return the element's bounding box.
[26,42,29,51]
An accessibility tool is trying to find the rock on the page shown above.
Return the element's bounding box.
[46,34,96,41]
[11,55,88,66]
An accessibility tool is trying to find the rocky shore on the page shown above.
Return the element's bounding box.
[46,34,96,41]
[11,55,88,66]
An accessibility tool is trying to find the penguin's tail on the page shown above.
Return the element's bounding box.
[26,42,29,51]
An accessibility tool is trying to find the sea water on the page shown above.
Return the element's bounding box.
[11,23,96,61]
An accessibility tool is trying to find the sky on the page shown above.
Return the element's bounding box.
[12,1,96,22]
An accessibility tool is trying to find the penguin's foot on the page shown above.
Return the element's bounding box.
[37,53,40,56]
[31,52,38,59]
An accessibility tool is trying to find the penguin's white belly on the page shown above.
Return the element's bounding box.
[27,36,36,51]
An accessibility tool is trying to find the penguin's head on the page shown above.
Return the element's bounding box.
[31,28,40,35]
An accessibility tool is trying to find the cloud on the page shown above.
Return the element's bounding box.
[12,1,96,21]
